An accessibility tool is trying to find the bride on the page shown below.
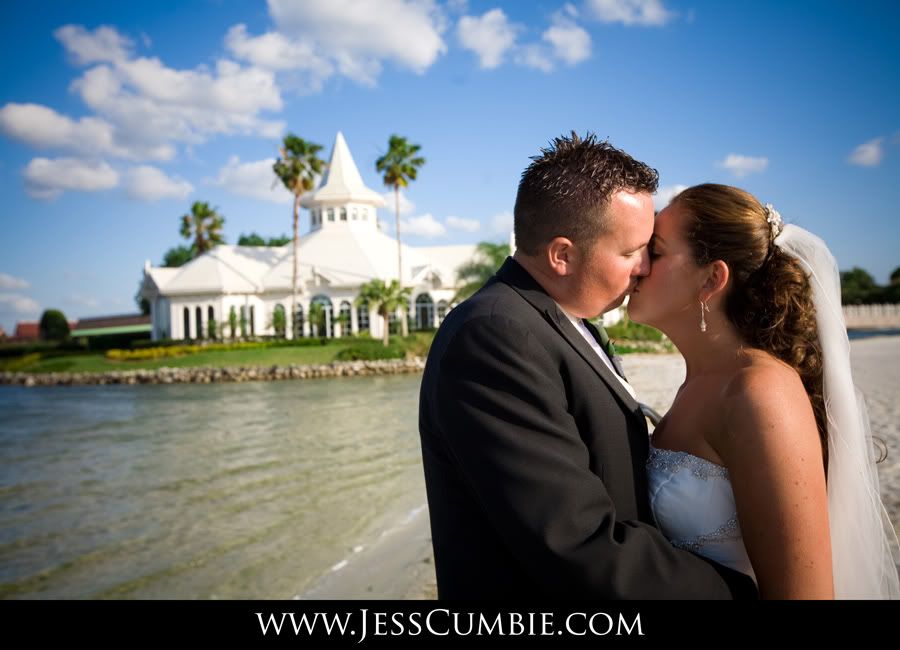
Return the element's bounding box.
[627,183,900,599]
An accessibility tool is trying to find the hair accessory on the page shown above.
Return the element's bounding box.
[764,203,784,239]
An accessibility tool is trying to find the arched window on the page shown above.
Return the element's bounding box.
[195,306,203,338]
[273,304,286,337]
[415,294,435,331]
[360,207,367,220]
[327,207,335,222]
[207,305,215,339]
[352,207,358,220]
[310,294,334,338]
[340,207,347,221]
[437,300,449,325]
[240,305,247,337]
[183,306,191,340]
[294,305,304,338]
[357,299,369,333]
[250,305,256,336]
[339,300,352,336]
[229,305,238,338]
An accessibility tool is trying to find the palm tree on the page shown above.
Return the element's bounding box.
[308,302,326,338]
[376,135,425,336]
[273,134,325,339]
[453,241,511,302]
[179,201,225,255]
[356,279,412,346]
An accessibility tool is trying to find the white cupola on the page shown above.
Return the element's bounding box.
[300,132,386,232]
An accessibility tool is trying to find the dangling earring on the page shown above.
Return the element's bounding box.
[699,299,710,333]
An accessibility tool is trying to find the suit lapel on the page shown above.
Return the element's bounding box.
[492,258,642,415]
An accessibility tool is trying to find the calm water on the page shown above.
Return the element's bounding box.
[0,375,426,599]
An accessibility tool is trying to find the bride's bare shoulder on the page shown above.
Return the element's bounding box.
[716,350,819,465]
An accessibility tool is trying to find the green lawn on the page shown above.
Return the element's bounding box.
[3,344,355,374]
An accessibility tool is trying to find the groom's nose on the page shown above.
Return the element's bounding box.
[635,247,651,277]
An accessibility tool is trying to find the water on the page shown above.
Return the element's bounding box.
[0,375,426,599]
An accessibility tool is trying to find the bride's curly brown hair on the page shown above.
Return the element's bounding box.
[671,184,829,477]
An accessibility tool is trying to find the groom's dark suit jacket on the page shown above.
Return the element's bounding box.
[419,257,758,599]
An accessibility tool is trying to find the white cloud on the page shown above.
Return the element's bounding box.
[848,137,885,167]
[515,44,555,72]
[717,154,769,178]
[543,7,592,65]
[54,24,133,65]
[402,213,447,238]
[654,184,687,211]
[67,294,101,308]
[381,190,416,216]
[36,24,287,166]
[0,293,41,315]
[0,103,174,161]
[446,215,480,232]
[24,157,119,200]
[460,6,590,73]
[492,211,514,234]
[586,0,675,26]
[224,24,334,93]
[0,273,30,290]
[210,156,293,204]
[457,9,520,69]
[124,166,193,201]
[253,0,448,86]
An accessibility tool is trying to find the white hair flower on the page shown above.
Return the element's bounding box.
[764,203,783,239]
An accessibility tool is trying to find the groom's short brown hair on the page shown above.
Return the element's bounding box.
[513,132,659,255]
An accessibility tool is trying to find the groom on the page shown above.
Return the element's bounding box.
[418,133,758,599]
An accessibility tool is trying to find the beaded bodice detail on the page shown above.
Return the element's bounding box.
[646,440,756,583]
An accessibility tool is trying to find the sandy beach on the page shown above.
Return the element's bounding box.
[325,334,900,599]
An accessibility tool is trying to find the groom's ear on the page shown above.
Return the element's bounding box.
[546,237,577,277]
[703,260,730,298]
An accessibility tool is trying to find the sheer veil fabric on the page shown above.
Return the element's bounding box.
[775,224,900,598]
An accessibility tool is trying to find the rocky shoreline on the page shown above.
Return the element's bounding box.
[0,358,427,387]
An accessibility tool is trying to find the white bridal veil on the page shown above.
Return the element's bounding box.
[776,224,900,599]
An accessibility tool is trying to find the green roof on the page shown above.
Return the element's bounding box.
[70,324,152,337]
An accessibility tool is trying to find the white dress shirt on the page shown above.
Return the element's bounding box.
[556,304,637,400]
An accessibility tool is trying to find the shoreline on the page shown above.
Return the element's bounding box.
[0,358,426,386]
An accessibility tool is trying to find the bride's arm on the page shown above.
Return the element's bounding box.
[716,364,833,599]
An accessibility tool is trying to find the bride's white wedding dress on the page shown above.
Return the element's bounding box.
[641,223,900,598]
[647,438,757,584]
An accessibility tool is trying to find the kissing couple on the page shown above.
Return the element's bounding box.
[419,132,900,599]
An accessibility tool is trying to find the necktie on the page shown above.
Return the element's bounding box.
[595,323,627,380]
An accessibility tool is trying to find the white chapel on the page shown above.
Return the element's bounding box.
[140,132,479,341]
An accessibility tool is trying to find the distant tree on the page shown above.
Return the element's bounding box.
[134,281,151,315]
[267,234,291,246]
[39,309,70,341]
[376,134,425,337]
[840,267,878,304]
[180,201,225,255]
[162,245,196,268]
[228,306,238,339]
[270,305,287,338]
[238,233,267,246]
[890,267,900,286]
[453,241,511,302]
[356,279,412,346]
[308,302,326,338]
[273,134,326,340]
[207,318,218,340]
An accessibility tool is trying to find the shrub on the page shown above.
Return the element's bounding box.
[39,309,70,341]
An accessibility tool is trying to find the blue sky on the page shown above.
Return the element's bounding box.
[1,0,898,333]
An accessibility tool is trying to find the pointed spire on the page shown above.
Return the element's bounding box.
[300,132,386,207]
